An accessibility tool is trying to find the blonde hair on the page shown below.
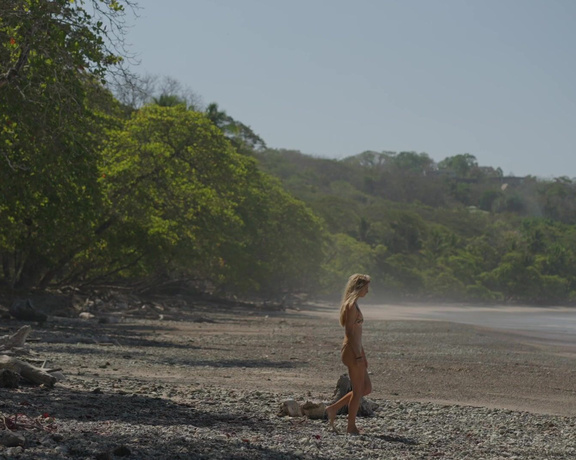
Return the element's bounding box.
[339,274,371,326]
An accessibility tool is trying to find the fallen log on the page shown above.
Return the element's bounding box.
[0,355,57,387]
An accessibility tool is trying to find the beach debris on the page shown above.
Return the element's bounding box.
[0,368,20,388]
[279,399,327,419]
[279,399,302,417]
[0,325,32,353]
[0,355,57,387]
[0,326,60,387]
[301,401,326,419]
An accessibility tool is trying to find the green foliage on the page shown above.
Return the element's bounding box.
[438,154,478,177]
[221,166,325,296]
[321,233,376,292]
[98,105,247,275]
[205,103,266,153]
[257,148,576,305]
[73,105,324,297]
[0,0,130,289]
[2,0,576,305]
[424,269,467,300]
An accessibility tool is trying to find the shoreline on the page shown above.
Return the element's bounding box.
[295,301,576,349]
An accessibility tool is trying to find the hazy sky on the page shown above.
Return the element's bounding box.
[125,0,576,178]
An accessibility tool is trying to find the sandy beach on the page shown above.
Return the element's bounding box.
[298,301,576,416]
[2,298,576,458]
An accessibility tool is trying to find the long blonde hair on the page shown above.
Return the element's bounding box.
[339,274,371,326]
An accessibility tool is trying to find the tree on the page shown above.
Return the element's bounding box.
[390,151,435,175]
[226,171,326,297]
[68,105,325,297]
[438,154,478,177]
[0,0,134,290]
[205,103,266,153]
[0,0,131,90]
[321,233,375,293]
[111,75,203,111]
[87,105,251,287]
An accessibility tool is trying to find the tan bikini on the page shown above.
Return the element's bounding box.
[340,303,364,365]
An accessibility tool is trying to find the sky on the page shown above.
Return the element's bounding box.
[123,0,576,179]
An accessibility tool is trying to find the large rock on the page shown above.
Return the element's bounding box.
[28,293,79,317]
[9,299,47,323]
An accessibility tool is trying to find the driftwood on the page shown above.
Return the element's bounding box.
[0,326,58,387]
[0,325,31,352]
[0,355,56,387]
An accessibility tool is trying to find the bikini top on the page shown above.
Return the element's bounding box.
[354,303,364,325]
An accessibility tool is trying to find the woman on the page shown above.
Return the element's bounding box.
[325,274,372,435]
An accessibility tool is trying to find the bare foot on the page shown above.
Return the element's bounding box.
[346,427,362,436]
[326,407,338,433]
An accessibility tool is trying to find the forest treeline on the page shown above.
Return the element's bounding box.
[256,149,576,304]
[2,1,576,305]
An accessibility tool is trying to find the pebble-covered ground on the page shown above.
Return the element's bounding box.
[1,381,575,459]
[1,298,576,459]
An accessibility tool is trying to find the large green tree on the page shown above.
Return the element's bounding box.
[0,0,132,289]
[66,104,325,297]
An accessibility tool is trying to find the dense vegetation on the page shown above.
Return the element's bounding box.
[2,1,576,305]
[256,149,576,304]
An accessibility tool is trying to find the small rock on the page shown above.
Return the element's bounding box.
[50,371,67,382]
[0,431,25,447]
[5,446,24,457]
[113,445,131,457]
[0,368,20,388]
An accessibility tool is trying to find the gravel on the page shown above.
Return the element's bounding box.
[2,382,575,459]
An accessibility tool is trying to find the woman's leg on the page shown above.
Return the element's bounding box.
[363,367,372,396]
[325,390,350,432]
[346,361,366,434]
[326,363,370,433]
[326,345,356,431]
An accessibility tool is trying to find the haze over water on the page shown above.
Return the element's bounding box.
[364,304,576,348]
